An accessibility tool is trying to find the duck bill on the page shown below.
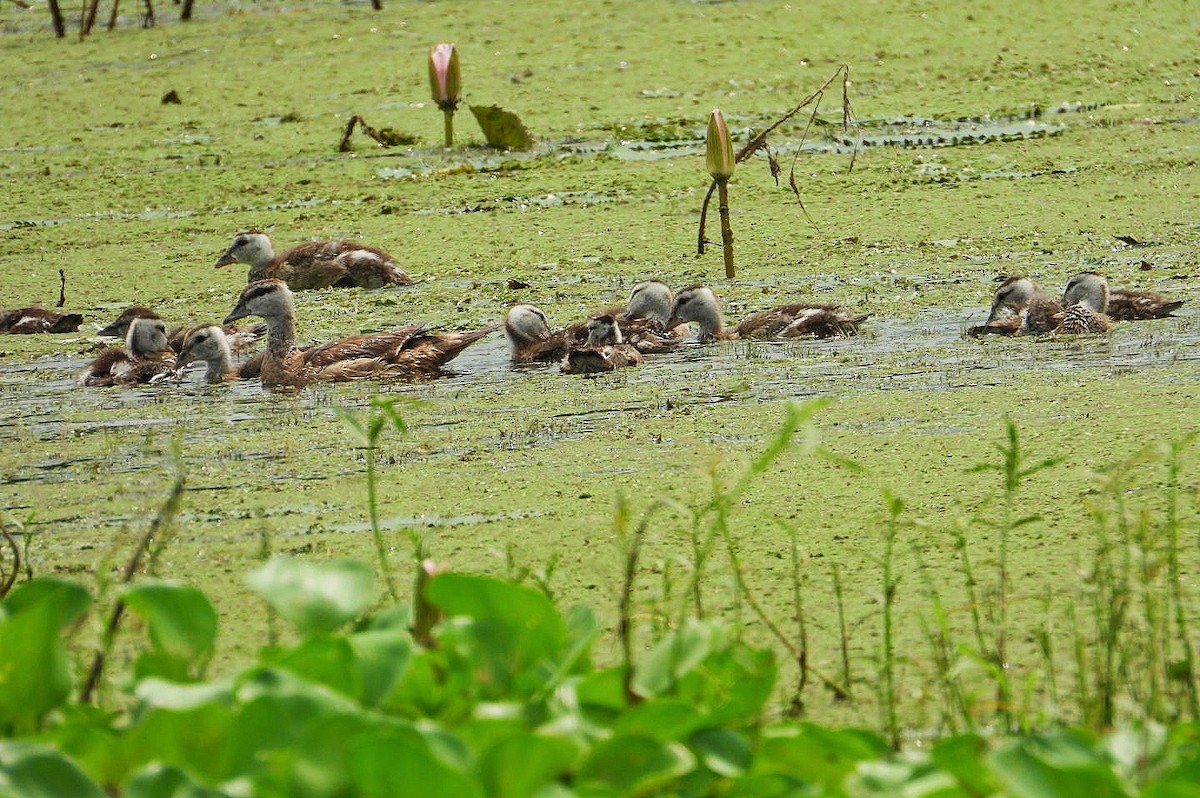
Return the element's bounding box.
[223,304,250,324]
[96,321,124,337]
[214,251,239,269]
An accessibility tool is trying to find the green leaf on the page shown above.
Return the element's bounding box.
[690,728,752,778]
[613,700,703,742]
[122,582,217,682]
[269,635,363,701]
[931,733,998,796]
[632,619,719,698]
[0,579,90,732]
[348,626,413,708]
[478,732,578,798]
[754,722,889,791]
[349,733,483,798]
[577,735,695,796]
[246,557,374,635]
[0,741,106,798]
[988,730,1127,798]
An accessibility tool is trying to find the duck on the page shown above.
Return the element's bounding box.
[97,306,267,355]
[969,276,1062,337]
[0,306,83,334]
[666,285,869,342]
[502,303,573,364]
[174,325,263,383]
[223,279,497,387]
[1056,272,1114,335]
[77,316,176,386]
[618,280,689,353]
[215,232,412,291]
[560,313,644,374]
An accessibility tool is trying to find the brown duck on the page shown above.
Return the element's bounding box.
[97,306,266,355]
[666,285,868,342]
[223,279,496,387]
[560,313,644,374]
[215,232,412,291]
[78,316,176,386]
[0,307,83,334]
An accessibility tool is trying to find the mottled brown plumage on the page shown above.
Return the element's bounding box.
[970,276,1063,337]
[560,313,644,374]
[1107,288,1185,320]
[0,306,83,334]
[78,317,176,386]
[223,279,495,387]
[667,285,868,342]
[215,232,411,290]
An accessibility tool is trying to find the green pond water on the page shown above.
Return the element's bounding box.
[0,0,1198,730]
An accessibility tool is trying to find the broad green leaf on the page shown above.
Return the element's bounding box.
[269,635,363,701]
[124,762,233,798]
[349,734,484,798]
[0,582,89,732]
[932,733,999,796]
[113,699,235,785]
[479,732,578,798]
[988,730,1126,798]
[849,757,969,798]
[690,728,752,778]
[246,557,374,635]
[632,619,720,698]
[122,582,217,681]
[577,735,695,795]
[0,741,106,798]
[754,722,888,791]
[348,627,413,708]
[613,700,703,742]
[135,678,233,711]
[1,578,91,627]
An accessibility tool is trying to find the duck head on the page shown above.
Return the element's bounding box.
[626,281,674,324]
[97,306,159,338]
[176,325,231,371]
[126,316,170,356]
[224,279,294,324]
[1062,271,1109,313]
[585,313,623,347]
[215,232,275,269]
[667,285,723,340]
[503,303,552,345]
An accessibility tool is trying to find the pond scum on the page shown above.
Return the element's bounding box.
[1,399,1198,796]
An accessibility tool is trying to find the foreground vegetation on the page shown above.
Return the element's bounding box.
[3,401,1199,795]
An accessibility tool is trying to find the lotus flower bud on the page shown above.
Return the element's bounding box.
[705,108,735,181]
[428,43,461,112]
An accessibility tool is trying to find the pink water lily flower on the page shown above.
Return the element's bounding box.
[428,43,461,111]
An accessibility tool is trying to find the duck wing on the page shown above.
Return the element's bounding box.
[78,348,132,386]
[301,325,431,368]
[332,241,412,288]
[1107,289,1185,320]
[387,323,500,373]
[777,304,869,338]
[560,344,642,374]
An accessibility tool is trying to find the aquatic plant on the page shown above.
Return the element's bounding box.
[428,43,463,148]
[705,108,737,279]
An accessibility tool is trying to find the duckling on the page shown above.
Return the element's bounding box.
[503,303,573,363]
[618,281,689,353]
[0,306,83,334]
[969,276,1062,337]
[97,306,266,355]
[215,232,412,291]
[666,285,868,342]
[77,316,176,386]
[223,279,497,387]
[560,313,644,374]
[1056,272,1113,334]
[174,325,263,383]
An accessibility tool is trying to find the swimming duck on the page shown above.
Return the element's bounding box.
[503,303,573,363]
[560,313,644,374]
[0,306,83,334]
[215,232,412,291]
[666,285,869,342]
[1056,272,1114,334]
[618,281,689,352]
[97,306,266,355]
[223,279,497,387]
[969,276,1062,336]
[77,316,176,386]
[174,325,263,383]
